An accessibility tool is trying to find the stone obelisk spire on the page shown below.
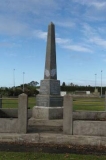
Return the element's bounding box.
[36,22,63,109]
[44,22,57,80]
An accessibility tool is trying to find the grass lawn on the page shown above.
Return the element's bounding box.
[2,97,36,109]
[0,152,106,160]
[1,96,106,111]
[73,97,105,111]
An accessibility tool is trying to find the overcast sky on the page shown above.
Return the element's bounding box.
[0,0,106,87]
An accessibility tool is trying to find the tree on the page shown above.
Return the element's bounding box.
[62,82,66,87]
[29,81,39,86]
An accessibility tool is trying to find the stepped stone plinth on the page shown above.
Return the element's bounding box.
[36,79,63,107]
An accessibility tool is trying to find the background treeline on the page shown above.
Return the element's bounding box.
[61,85,106,94]
[1,83,106,97]
[0,84,39,97]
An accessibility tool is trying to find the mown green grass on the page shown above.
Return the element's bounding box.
[2,97,35,109]
[0,152,106,160]
[73,97,105,111]
[1,96,106,111]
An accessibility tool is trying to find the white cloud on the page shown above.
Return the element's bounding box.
[56,38,71,45]
[82,23,106,49]
[71,0,106,22]
[33,30,71,46]
[0,0,59,16]
[0,15,29,36]
[89,37,106,48]
[56,21,75,28]
[72,0,106,9]
[33,27,93,53]
[34,30,47,40]
[64,44,92,53]
[89,1,106,9]
[0,0,105,55]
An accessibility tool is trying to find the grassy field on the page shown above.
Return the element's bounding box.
[1,96,106,111]
[0,152,106,160]
[73,97,105,111]
[1,97,36,109]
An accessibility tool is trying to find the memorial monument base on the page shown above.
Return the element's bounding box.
[36,95,63,107]
[32,106,63,120]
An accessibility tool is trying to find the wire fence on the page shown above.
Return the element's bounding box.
[0,97,36,109]
[0,96,106,111]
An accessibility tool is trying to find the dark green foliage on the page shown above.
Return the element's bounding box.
[61,85,106,94]
[28,81,39,86]
[62,82,66,86]
[0,84,39,97]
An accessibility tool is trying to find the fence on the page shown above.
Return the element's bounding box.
[0,95,35,109]
[63,94,106,136]
[0,93,28,133]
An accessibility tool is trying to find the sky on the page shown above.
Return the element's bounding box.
[0,0,106,87]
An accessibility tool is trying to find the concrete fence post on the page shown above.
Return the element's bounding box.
[18,93,28,133]
[63,94,73,134]
[0,95,2,108]
[105,91,106,111]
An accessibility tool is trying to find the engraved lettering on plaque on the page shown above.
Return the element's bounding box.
[40,81,49,94]
[51,81,60,95]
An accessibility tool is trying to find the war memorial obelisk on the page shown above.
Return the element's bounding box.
[34,22,63,119]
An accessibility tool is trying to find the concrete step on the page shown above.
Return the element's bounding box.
[28,118,63,127]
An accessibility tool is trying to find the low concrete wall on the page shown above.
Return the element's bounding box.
[0,118,18,133]
[0,93,28,133]
[0,109,32,118]
[73,111,106,136]
[3,109,105,120]
[63,95,106,137]
[73,111,106,120]
[73,120,106,136]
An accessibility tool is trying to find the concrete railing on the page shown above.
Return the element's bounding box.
[0,96,32,118]
[0,96,18,108]
[0,93,28,133]
[0,95,2,108]
[63,94,73,135]
[63,94,106,136]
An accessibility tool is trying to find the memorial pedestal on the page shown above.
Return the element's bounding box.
[32,106,63,120]
[36,79,63,107]
[36,95,63,107]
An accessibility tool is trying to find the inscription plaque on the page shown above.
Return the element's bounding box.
[50,80,60,95]
[40,80,49,94]
[36,96,49,107]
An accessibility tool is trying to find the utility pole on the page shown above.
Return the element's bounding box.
[95,74,97,90]
[23,72,25,92]
[101,70,103,97]
[13,69,15,96]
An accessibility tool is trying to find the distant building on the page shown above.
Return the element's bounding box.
[61,91,66,96]
[75,91,90,95]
